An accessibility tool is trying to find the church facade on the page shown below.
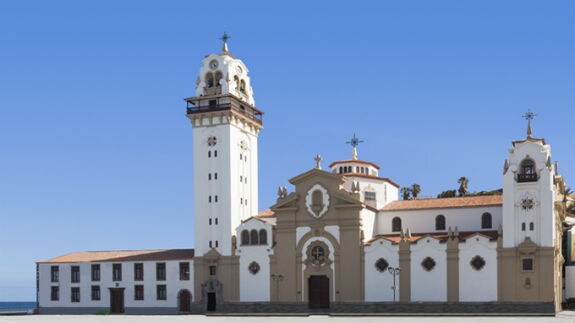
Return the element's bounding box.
[36,38,568,314]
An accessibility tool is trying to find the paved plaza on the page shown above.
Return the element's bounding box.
[1,313,575,323]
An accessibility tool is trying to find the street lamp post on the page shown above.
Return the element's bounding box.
[388,267,400,302]
[270,274,283,302]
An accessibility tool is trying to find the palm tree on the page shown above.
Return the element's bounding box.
[411,184,421,199]
[401,187,412,200]
[458,177,469,197]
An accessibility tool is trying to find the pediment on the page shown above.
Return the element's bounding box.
[289,168,346,186]
[270,192,299,211]
[203,248,221,260]
[517,237,538,254]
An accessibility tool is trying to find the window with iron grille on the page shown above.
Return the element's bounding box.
[157,285,167,300]
[156,263,166,281]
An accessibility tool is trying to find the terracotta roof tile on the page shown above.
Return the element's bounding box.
[344,173,400,188]
[381,195,502,212]
[37,249,194,264]
[257,209,275,217]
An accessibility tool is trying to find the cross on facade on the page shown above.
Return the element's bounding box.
[522,109,536,138]
[314,154,322,170]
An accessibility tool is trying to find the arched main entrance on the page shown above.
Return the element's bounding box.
[178,289,191,313]
[308,275,330,309]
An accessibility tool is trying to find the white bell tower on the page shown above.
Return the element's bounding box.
[186,33,263,257]
[502,110,556,248]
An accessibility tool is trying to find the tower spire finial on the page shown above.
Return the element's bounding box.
[522,109,536,139]
[346,133,364,160]
[220,32,231,53]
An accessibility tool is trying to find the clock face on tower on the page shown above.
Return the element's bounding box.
[209,60,218,70]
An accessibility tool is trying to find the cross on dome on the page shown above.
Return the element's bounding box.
[346,133,364,160]
[522,109,537,139]
[220,32,231,53]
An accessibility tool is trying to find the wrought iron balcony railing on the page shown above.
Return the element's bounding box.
[517,173,538,183]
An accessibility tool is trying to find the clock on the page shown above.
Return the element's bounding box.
[209,60,218,70]
[236,66,243,75]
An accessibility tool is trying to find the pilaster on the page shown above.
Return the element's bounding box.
[446,227,459,302]
[398,235,411,302]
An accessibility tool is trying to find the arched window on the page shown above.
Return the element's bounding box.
[214,71,223,87]
[392,217,402,232]
[250,229,259,245]
[481,212,492,229]
[205,72,214,88]
[259,229,267,245]
[234,75,240,91]
[435,214,446,231]
[240,80,246,93]
[241,230,249,245]
[339,166,343,174]
[518,158,537,182]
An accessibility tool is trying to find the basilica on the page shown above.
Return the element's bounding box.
[36,37,569,315]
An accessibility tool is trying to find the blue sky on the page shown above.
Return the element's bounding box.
[0,1,572,301]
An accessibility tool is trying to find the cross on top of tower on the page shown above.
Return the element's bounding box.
[522,109,537,138]
[220,32,231,53]
[346,133,364,160]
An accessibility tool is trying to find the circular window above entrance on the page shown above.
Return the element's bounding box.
[421,257,436,272]
[470,255,486,271]
[248,262,260,275]
[375,258,389,272]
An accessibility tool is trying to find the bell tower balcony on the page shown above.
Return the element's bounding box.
[185,94,263,128]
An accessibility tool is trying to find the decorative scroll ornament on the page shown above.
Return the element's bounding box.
[515,192,539,212]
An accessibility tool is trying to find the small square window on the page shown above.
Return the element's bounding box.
[522,258,534,271]
[209,265,216,276]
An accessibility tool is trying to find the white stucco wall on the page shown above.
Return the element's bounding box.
[364,238,400,301]
[410,237,447,301]
[377,206,502,236]
[38,260,194,309]
[192,116,259,257]
[458,235,497,301]
[502,140,555,248]
[236,218,273,301]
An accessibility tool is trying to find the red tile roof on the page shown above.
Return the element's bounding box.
[37,249,194,264]
[381,195,502,212]
[344,173,400,188]
[257,209,276,217]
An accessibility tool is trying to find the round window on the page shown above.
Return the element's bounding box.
[375,258,389,272]
[421,257,436,272]
[470,256,486,271]
[248,262,260,275]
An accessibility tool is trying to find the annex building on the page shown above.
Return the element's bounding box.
[36,37,570,315]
